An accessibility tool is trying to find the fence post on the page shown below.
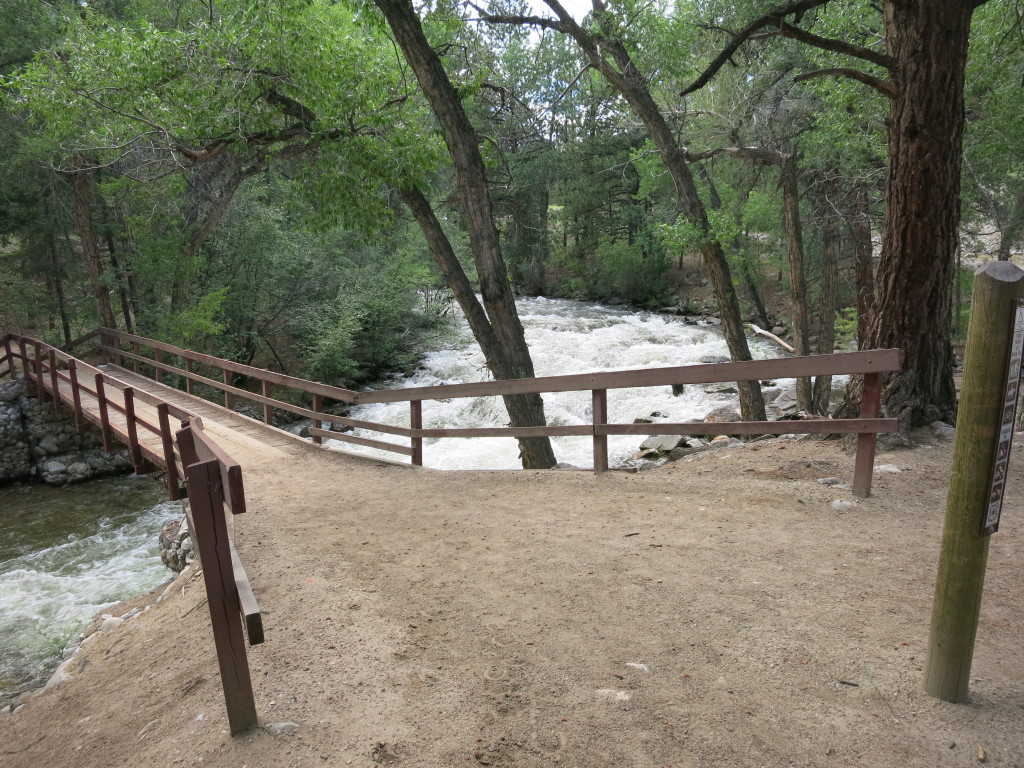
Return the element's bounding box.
[48,350,60,408]
[19,339,33,395]
[592,389,608,473]
[852,372,882,497]
[224,368,234,410]
[34,342,46,404]
[312,394,323,445]
[154,348,164,385]
[185,458,259,735]
[157,403,181,500]
[185,358,195,395]
[923,261,1024,703]
[68,360,85,433]
[410,400,423,466]
[123,387,144,472]
[3,337,13,377]
[261,380,274,426]
[94,374,114,452]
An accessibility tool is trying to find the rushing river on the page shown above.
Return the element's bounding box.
[325,297,778,469]
[0,476,178,706]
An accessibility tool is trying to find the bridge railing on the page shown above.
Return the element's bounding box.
[77,328,901,497]
[1,333,263,735]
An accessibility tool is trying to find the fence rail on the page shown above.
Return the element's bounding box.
[1,333,262,735]
[73,328,901,495]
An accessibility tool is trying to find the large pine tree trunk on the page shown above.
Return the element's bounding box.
[377,0,556,468]
[858,1,975,427]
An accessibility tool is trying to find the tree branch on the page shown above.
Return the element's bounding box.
[793,67,896,99]
[680,0,831,96]
[752,20,893,70]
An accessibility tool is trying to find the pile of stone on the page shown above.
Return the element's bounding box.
[0,377,131,485]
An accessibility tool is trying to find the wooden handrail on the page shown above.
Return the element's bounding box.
[47,329,902,494]
[1,333,261,734]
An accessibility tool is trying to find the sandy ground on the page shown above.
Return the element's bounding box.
[1,431,1022,768]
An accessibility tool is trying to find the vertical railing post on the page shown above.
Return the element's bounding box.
[261,380,274,425]
[3,337,13,377]
[123,386,143,472]
[68,359,85,433]
[154,348,164,384]
[592,388,608,474]
[410,400,423,466]
[224,368,234,410]
[184,458,258,735]
[94,374,114,452]
[185,358,195,395]
[924,261,1024,702]
[20,338,34,396]
[157,403,181,500]
[132,341,140,373]
[312,394,324,445]
[48,349,60,408]
[852,373,881,497]
[33,342,46,404]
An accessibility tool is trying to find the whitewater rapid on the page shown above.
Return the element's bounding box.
[324,297,777,469]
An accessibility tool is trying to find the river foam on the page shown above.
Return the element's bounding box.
[328,297,777,469]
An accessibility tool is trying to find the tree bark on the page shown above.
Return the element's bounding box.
[856,1,977,428]
[70,168,117,330]
[850,181,875,348]
[377,0,556,468]
[778,154,812,410]
[812,195,840,414]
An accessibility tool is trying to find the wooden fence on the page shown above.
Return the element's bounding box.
[0,333,263,735]
[79,327,900,496]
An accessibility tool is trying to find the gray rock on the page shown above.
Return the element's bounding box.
[698,355,729,364]
[831,500,857,512]
[639,435,684,453]
[552,462,579,470]
[816,477,841,486]
[261,722,300,736]
[928,421,956,440]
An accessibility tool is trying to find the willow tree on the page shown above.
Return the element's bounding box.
[374,0,557,468]
[478,0,768,422]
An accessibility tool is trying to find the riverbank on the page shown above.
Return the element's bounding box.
[2,428,1021,768]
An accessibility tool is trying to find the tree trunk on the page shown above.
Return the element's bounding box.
[377,0,556,468]
[70,168,117,330]
[996,189,1024,261]
[855,1,975,428]
[812,199,840,414]
[850,181,875,349]
[530,4,764,419]
[779,154,812,411]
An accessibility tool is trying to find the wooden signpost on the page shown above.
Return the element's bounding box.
[924,262,1024,703]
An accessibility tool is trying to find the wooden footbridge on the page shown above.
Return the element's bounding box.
[0,328,900,734]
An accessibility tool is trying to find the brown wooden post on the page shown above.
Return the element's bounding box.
[410,400,423,466]
[20,338,34,396]
[312,393,324,445]
[154,348,164,384]
[94,374,114,452]
[123,387,143,472]
[132,341,140,373]
[261,380,273,425]
[157,403,181,500]
[68,359,85,433]
[224,368,234,410]
[48,349,60,408]
[185,358,195,394]
[924,261,1024,703]
[184,458,259,735]
[592,389,608,474]
[34,342,46,404]
[2,337,13,377]
[852,372,881,497]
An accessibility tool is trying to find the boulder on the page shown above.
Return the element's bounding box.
[703,406,741,424]
[639,435,685,453]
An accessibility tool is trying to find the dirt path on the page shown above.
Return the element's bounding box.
[2,431,1022,768]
